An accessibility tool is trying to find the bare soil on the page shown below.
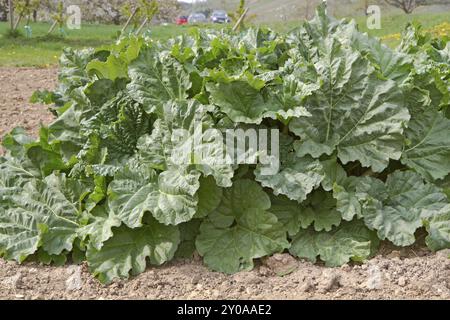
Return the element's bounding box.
[1,67,450,300]
[0,67,56,142]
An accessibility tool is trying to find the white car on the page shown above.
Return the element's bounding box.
[211,10,231,24]
[188,13,207,24]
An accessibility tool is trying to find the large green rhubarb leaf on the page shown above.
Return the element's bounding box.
[270,190,342,236]
[109,162,201,227]
[401,108,450,181]
[108,164,157,228]
[0,175,80,261]
[0,208,42,262]
[424,205,450,252]
[290,39,410,172]
[206,81,280,124]
[78,206,121,251]
[86,221,180,284]
[361,171,449,246]
[255,153,324,203]
[196,180,289,273]
[264,75,314,121]
[290,220,379,267]
[195,176,223,219]
[137,100,233,187]
[269,194,314,237]
[151,169,201,226]
[128,47,191,113]
[332,176,385,221]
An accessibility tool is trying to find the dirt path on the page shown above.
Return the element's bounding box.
[1,67,450,300]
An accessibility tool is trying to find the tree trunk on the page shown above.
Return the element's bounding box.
[135,17,148,35]
[232,7,249,32]
[13,13,22,30]
[8,0,14,30]
[122,7,139,34]
[47,20,57,34]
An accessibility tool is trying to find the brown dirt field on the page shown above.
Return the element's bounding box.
[0,67,56,142]
[1,67,450,300]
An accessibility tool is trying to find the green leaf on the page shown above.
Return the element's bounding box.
[255,154,324,203]
[85,176,107,212]
[196,180,289,273]
[333,182,363,221]
[305,191,342,232]
[401,108,450,181]
[47,104,84,163]
[84,79,127,108]
[86,221,180,284]
[264,75,315,121]
[108,164,157,228]
[137,121,171,171]
[78,206,121,251]
[195,176,223,219]
[362,171,449,246]
[0,175,80,261]
[424,205,450,252]
[269,194,312,236]
[2,128,34,158]
[206,81,279,124]
[197,209,289,274]
[271,190,342,234]
[86,55,129,81]
[290,40,410,172]
[175,219,202,259]
[57,48,95,99]
[437,175,450,200]
[82,92,152,164]
[0,156,41,201]
[290,220,379,267]
[210,179,271,227]
[109,162,201,227]
[37,249,68,266]
[350,30,412,83]
[151,169,201,226]
[333,176,385,221]
[128,47,191,113]
[137,100,234,187]
[320,156,347,192]
[26,127,69,176]
[0,208,42,263]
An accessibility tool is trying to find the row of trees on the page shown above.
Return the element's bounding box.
[0,0,181,25]
[383,0,450,14]
[1,0,449,25]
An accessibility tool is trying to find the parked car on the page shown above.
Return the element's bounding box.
[176,15,188,25]
[210,10,230,24]
[188,13,207,24]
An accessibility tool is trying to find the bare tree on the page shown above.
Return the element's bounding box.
[384,0,449,14]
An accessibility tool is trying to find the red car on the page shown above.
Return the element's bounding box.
[176,16,188,25]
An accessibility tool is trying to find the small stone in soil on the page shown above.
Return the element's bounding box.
[398,277,407,287]
[318,271,341,293]
[262,253,298,276]
[299,280,314,293]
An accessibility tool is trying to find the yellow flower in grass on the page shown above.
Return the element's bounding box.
[381,33,401,41]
